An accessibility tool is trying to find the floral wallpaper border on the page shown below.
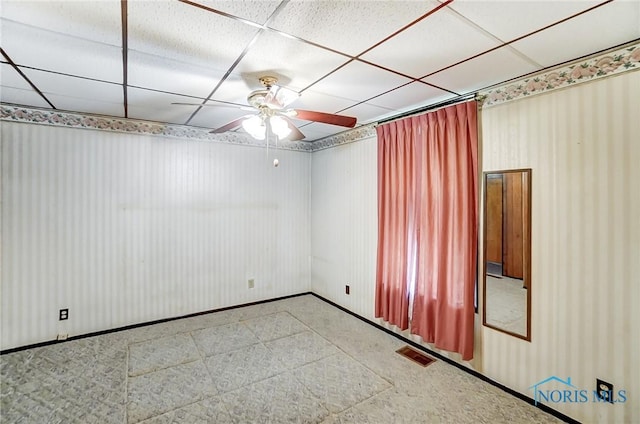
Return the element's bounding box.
[481,42,640,107]
[0,105,313,152]
[0,103,378,153]
[309,124,377,152]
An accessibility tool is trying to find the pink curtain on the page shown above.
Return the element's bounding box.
[375,119,417,330]
[375,102,478,360]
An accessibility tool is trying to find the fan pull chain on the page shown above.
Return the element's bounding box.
[265,117,270,160]
[274,133,279,167]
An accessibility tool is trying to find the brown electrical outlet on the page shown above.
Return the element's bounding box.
[345,285,350,295]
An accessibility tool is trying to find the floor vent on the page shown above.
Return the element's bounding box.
[396,346,435,367]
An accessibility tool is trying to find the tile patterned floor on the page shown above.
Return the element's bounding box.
[0,295,562,423]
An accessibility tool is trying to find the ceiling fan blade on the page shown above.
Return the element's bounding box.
[281,116,305,141]
[210,115,252,133]
[264,85,300,109]
[293,109,357,128]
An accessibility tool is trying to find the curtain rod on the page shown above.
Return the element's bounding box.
[375,93,478,127]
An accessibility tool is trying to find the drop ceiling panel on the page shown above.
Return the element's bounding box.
[367,81,455,112]
[339,102,395,125]
[128,51,222,98]
[0,86,50,109]
[21,68,123,105]
[1,0,121,45]
[186,104,248,130]
[291,90,357,115]
[296,122,351,141]
[309,60,412,103]
[424,46,540,95]
[1,20,123,82]
[128,87,202,124]
[0,63,50,107]
[128,1,259,69]
[195,0,282,24]
[269,0,441,56]
[360,7,501,78]
[208,73,259,105]
[1,1,636,142]
[1,63,32,90]
[233,31,351,92]
[45,94,124,117]
[512,2,640,67]
[448,0,602,42]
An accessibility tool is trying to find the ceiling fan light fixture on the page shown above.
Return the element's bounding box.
[270,115,291,139]
[242,115,266,140]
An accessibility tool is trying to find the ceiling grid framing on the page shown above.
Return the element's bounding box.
[0,0,638,141]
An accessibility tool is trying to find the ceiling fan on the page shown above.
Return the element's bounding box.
[174,76,357,141]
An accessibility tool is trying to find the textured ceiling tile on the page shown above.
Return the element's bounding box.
[127,87,201,124]
[291,90,357,115]
[21,68,123,104]
[366,81,455,113]
[128,0,259,68]
[338,102,395,125]
[1,63,32,90]
[208,73,258,105]
[308,60,412,103]
[46,93,124,117]
[511,2,640,67]
[2,0,636,142]
[128,51,223,98]
[424,46,540,95]
[0,63,51,107]
[233,31,350,92]
[0,86,51,109]
[296,122,342,141]
[1,20,123,82]
[186,105,248,130]
[360,7,500,78]
[448,0,601,42]
[269,0,441,56]
[195,0,282,24]
[1,0,121,45]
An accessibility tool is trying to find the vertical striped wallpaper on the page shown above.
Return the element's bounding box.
[1,70,637,424]
[480,70,639,423]
[310,70,638,423]
[310,135,378,317]
[1,122,311,350]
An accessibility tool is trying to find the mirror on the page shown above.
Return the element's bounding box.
[482,169,531,341]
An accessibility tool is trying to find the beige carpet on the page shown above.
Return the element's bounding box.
[1,294,558,423]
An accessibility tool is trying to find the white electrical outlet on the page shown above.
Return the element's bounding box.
[248,278,255,289]
[57,333,68,341]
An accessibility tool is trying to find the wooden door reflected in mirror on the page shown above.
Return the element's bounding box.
[482,169,531,341]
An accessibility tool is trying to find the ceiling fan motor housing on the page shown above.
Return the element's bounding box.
[247,76,281,110]
[247,90,273,110]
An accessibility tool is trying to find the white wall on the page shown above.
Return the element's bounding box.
[1,122,311,350]
[309,70,639,423]
[310,137,378,317]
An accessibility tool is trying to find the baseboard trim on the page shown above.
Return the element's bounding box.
[1,291,580,423]
[0,292,311,355]
[309,292,580,424]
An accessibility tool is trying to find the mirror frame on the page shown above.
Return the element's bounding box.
[482,168,532,341]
